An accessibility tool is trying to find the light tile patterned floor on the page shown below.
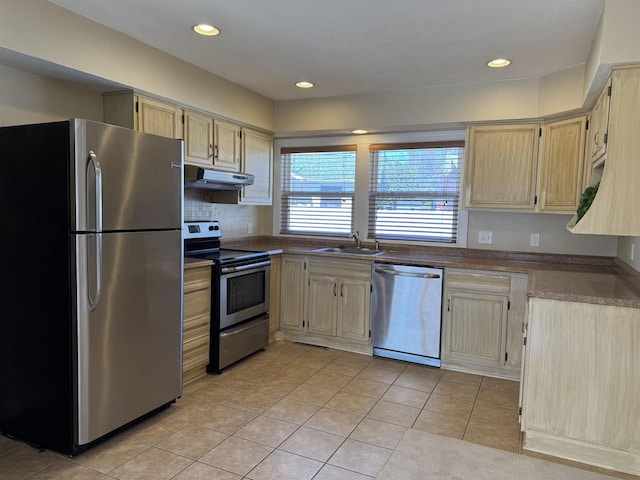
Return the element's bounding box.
[0,340,626,479]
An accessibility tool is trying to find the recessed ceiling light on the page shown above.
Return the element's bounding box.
[351,129,368,134]
[487,58,511,68]
[192,24,220,36]
[295,81,314,89]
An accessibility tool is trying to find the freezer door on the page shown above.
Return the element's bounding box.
[71,119,183,232]
[73,230,183,445]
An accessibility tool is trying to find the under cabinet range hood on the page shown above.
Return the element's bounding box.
[184,165,254,190]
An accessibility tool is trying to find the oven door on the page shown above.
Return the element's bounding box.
[219,260,270,329]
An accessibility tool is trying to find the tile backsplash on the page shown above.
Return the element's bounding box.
[184,188,269,239]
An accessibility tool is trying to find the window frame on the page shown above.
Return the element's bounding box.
[368,141,465,244]
[280,145,357,237]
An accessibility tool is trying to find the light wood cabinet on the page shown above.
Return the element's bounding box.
[464,124,540,210]
[521,297,640,476]
[103,92,182,139]
[278,255,372,354]
[337,277,371,343]
[307,273,339,336]
[305,257,371,345]
[279,255,306,332]
[183,110,242,171]
[268,255,281,338]
[568,66,640,235]
[213,119,241,172]
[184,109,214,166]
[588,77,612,166]
[537,116,587,214]
[182,266,211,386]
[442,269,527,379]
[240,128,273,205]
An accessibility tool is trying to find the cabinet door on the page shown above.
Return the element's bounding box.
[465,124,540,209]
[240,128,273,205]
[136,95,182,139]
[337,277,370,343]
[589,78,612,165]
[444,290,508,366]
[538,116,587,213]
[268,256,281,334]
[279,256,306,331]
[307,273,338,336]
[184,110,214,167]
[214,119,241,172]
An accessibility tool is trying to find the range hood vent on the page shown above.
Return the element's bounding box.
[184,165,254,191]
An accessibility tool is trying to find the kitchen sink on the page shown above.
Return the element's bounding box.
[312,246,384,256]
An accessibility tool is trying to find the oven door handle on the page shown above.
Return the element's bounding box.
[221,260,271,274]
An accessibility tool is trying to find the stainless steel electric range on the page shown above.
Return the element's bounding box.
[183,220,270,373]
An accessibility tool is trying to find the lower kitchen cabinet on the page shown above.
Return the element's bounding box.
[442,268,527,379]
[279,255,306,332]
[182,265,211,386]
[521,297,640,477]
[279,255,372,354]
[268,255,281,339]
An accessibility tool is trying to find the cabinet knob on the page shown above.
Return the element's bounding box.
[209,144,214,158]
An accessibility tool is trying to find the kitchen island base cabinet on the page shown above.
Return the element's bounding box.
[183,266,211,386]
[521,298,640,477]
[442,269,527,380]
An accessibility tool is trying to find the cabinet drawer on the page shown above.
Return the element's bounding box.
[446,270,510,293]
[184,267,210,294]
[183,313,210,342]
[184,290,210,319]
[183,335,209,362]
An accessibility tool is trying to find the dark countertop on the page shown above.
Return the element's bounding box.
[220,236,640,308]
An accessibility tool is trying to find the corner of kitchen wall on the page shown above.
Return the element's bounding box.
[617,236,640,272]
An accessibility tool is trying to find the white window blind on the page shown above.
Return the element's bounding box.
[368,142,464,243]
[281,146,356,236]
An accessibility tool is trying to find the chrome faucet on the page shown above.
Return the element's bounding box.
[350,231,362,248]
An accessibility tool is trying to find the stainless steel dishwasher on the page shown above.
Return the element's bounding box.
[371,263,443,367]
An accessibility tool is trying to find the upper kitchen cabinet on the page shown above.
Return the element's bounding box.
[464,124,540,210]
[183,110,242,171]
[103,92,182,139]
[568,66,640,235]
[213,119,241,172]
[588,77,612,167]
[240,128,273,205]
[537,116,587,214]
[183,109,214,166]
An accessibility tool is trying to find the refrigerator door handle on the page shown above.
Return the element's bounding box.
[87,151,103,311]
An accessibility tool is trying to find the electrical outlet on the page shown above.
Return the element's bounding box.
[478,231,493,244]
[530,233,540,247]
[247,222,253,234]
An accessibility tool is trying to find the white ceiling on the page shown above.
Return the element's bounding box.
[50,0,605,102]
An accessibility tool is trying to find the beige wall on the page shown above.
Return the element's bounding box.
[0,64,103,125]
[0,0,275,131]
[617,236,640,271]
[467,211,616,256]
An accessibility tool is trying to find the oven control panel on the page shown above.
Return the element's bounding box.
[183,220,222,239]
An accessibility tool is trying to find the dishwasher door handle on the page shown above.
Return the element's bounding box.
[374,267,441,279]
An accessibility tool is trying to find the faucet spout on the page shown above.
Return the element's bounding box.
[350,231,362,248]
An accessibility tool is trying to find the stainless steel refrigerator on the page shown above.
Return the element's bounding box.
[0,119,184,455]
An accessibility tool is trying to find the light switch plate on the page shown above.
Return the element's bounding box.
[478,231,493,244]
